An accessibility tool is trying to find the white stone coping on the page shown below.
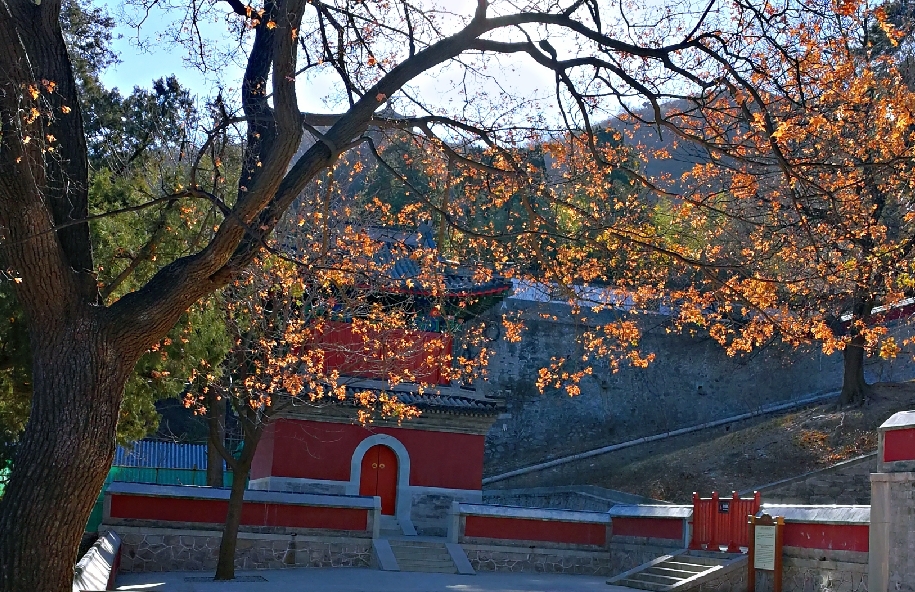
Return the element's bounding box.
[106,481,380,510]
[73,530,121,592]
[879,410,915,431]
[605,503,869,524]
[456,503,611,524]
[758,504,870,525]
[608,505,692,519]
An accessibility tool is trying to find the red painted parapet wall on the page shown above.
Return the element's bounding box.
[783,522,869,552]
[758,505,870,553]
[464,515,607,546]
[611,517,684,542]
[883,427,915,462]
[455,504,612,548]
[607,505,691,546]
[104,483,375,533]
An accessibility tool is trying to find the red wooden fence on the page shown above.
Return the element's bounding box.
[690,491,760,553]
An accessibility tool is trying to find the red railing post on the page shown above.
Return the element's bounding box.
[727,491,740,553]
[709,491,719,552]
[689,492,702,549]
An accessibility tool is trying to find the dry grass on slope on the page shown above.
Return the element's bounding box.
[587,382,915,503]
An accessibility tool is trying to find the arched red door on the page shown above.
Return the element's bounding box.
[358,445,398,515]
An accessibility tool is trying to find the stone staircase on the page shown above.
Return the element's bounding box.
[608,552,746,591]
[379,515,403,537]
[387,539,458,573]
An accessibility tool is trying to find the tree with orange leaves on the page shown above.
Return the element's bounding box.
[599,0,915,405]
[193,181,479,580]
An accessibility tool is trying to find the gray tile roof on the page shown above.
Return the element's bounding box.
[369,224,512,297]
[341,385,503,416]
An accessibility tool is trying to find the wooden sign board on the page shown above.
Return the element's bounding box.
[748,513,784,592]
[754,525,776,570]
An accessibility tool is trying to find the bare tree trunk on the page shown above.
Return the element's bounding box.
[214,458,251,580]
[0,320,133,592]
[207,397,226,488]
[839,334,871,405]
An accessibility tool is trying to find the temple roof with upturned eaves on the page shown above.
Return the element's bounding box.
[366,222,513,299]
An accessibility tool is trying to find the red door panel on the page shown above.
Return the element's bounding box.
[358,445,398,515]
[358,446,379,498]
[376,445,398,515]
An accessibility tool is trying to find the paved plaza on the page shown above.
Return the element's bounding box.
[114,567,633,592]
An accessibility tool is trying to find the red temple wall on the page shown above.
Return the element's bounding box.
[253,418,485,490]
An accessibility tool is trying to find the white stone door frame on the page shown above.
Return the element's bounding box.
[347,434,416,535]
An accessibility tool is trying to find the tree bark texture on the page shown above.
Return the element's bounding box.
[839,334,871,405]
[0,2,510,589]
[207,397,227,488]
[214,462,250,580]
[0,315,133,592]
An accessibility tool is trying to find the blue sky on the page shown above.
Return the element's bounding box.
[98,1,563,120]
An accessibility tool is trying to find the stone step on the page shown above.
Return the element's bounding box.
[394,553,455,560]
[626,572,683,586]
[660,561,709,573]
[391,545,451,559]
[396,558,459,567]
[388,540,449,548]
[643,565,699,579]
[387,540,458,574]
[677,554,730,566]
[397,563,458,574]
[389,550,453,559]
[389,545,452,556]
[618,578,669,592]
[608,552,737,591]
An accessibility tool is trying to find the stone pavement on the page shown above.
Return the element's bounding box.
[114,567,635,591]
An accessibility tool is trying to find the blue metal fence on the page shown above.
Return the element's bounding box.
[114,440,221,470]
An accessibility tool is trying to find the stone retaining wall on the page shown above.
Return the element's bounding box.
[756,454,876,505]
[461,541,675,577]
[115,526,372,572]
[690,566,749,592]
[604,541,684,576]
[754,547,869,592]
[482,485,656,512]
[482,299,915,476]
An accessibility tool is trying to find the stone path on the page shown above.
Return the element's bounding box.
[114,567,634,591]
